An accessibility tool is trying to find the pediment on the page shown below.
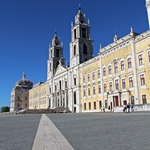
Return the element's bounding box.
[54,64,66,76]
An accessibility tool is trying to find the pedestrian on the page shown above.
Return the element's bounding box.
[123,105,126,113]
[131,104,134,112]
[126,103,130,113]
[102,105,105,112]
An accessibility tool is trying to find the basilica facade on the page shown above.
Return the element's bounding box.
[28,0,150,113]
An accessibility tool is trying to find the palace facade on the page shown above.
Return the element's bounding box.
[11,0,150,113]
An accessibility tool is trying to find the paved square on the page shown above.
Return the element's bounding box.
[47,112,150,150]
[0,114,41,150]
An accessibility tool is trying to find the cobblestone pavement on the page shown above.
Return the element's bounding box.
[0,114,41,150]
[47,112,150,150]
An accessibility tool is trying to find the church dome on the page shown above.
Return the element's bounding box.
[15,73,33,90]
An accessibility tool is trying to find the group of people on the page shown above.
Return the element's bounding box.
[123,103,134,113]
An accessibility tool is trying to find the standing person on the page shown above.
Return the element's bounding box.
[102,105,105,112]
[123,105,126,113]
[126,103,130,113]
[131,104,134,112]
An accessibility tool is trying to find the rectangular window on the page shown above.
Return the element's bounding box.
[88,88,90,96]
[89,102,91,110]
[55,85,57,91]
[138,54,143,65]
[17,96,20,100]
[109,82,112,91]
[115,79,119,90]
[49,88,51,93]
[122,79,126,89]
[74,78,76,85]
[121,61,124,71]
[98,85,101,94]
[108,66,112,75]
[98,70,100,78]
[82,28,86,38]
[88,74,90,82]
[94,101,96,110]
[128,58,132,68]
[103,67,106,76]
[92,72,95,80]
[129,77,133,88]
[56,49,59,57]
[83,76,85,83]
[93,87,95,95]
[104,84,107,93]
[140,74,145,85]
[84,103,86,110]
[142,95,147,104]
[65,81,67,88]
[114,61,118,73]
[148,51,150,62]
[84,89,86,97]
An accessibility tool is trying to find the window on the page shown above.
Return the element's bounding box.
[25,97,27,100]
[122,79,126,89]
[88,74,90,82]
[65,81,67,88]
[92,72,95,80]
[88,88,90,96]
[140,74,145,85]
[17,96,20,100]
[109,82,112,91]
[74,45,76,55]
[114,61,118,73]
[103,67,106,76]
[25,103,27,107]
[82,28,86,38]
[74,78,76,85]
[138,54,143,65]
[115,79,119,90]
[84,103,86,110]
[104,84,107,93]
[51,50,52,58]
[83,76,85,83]
[83,44,87,54]
[74,92,76,104]
[74,29,76,39]
[121,61,124,71]
[98,85,101,94]
[59,81,61,89]
[94,102,96,110]
[142,95,147,104]
[56,49,59,57]
[128,58,132,68]
[18,103,20,107]
[55,85,57,91]
[108,66,111,75]
[89,102,91,110]
[93,87,95,95]
[98,70,100,78]
[129,77,133,88]
[148,51,150,62]
[84,89,86,97]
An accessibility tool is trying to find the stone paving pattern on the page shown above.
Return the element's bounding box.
[0,114,41,150]
[47,112,150,150]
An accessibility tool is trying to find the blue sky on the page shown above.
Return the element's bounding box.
[0,0,148,108]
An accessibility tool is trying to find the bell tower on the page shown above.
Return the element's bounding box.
[69,6,94,67]
[146,0,150,29]
[47,32,64,80]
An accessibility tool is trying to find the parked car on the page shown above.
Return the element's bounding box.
[59,109,66,113]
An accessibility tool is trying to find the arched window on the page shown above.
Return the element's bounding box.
[83,44,87,54]
[74,45,76,55]
[74,92,76,104]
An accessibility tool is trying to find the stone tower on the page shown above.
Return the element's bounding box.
[47,32,64,80]
[69,6,94,67]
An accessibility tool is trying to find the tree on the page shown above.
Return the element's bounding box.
[1,106,10,112]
